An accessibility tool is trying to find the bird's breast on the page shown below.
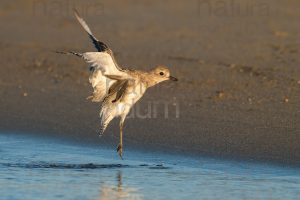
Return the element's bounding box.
[113,82,147,117]
[123,82,147,105]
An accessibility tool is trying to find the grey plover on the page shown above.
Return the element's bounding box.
[57,11,178,159]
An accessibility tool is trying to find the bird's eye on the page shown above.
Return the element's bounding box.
[159,72,164,76]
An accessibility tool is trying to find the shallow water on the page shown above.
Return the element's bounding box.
[0,133,299,200]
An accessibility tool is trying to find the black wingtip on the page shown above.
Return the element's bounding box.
[55,51,83,58]
[55,51,67,54]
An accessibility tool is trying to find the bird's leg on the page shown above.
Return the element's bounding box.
[117,121,124,159]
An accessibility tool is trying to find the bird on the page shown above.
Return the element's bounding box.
[57,10,178,159]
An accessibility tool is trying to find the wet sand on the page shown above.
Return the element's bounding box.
[0,0,299,165]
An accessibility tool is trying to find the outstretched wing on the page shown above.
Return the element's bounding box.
[74,10,122,71]
[82,52,131,102]
[74,10,131,102]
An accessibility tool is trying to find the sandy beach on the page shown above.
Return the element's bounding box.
[0,0,299,165]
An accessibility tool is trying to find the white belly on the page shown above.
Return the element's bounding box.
[115,82,147,117]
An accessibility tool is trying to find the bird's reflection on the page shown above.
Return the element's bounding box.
[117,171,122,192]
[98,171,141,200]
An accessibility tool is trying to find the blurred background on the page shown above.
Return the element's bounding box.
[0,0,299,165]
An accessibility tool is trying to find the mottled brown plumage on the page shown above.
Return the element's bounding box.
[58,11,178,159]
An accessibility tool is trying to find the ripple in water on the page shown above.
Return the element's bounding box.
[0,133,300,200]
[1,162,170,170]
[1,162,129,169]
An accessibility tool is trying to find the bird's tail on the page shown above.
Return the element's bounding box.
[55,51,83,58]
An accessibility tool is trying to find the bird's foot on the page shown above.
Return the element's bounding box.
[117,144,123,159]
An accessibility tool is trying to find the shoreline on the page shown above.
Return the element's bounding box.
[1,0,300,166]
[2,131,300,170]
[1,133,299,200]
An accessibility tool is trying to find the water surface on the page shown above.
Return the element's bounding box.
[0,133,299,200]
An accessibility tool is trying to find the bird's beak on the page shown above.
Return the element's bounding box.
[169,76,178,81]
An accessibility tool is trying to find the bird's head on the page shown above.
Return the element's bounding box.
[148,65,178,86]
